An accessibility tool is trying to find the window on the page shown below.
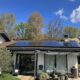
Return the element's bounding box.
[45,55,55,73]
[56,55,67,73]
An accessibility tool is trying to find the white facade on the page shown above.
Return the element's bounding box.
[67,54,78,75]
[37,53,44,74]
[37,52,78,75]
[12,51,79,76]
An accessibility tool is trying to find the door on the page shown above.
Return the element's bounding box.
[19,54,35,75]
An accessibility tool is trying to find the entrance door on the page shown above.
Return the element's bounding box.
[19,54,35,75]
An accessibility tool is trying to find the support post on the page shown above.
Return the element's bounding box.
[34,50,37,77]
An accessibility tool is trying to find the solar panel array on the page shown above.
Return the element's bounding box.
[9,41,80,47]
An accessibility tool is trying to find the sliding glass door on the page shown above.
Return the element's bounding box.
[45,55,67,73]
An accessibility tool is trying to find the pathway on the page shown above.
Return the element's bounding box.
[69,78,80,80]
[21,76,35,80]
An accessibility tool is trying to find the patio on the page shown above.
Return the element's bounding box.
[69,78,80,80]
[18,75,80,80]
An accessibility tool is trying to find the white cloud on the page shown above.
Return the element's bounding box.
[55,9,68,20]
[70,6,80,23]
[69,0,75,2]
[55,9,64,16]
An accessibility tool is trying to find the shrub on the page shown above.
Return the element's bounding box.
[0,48,12,73]
[39,72,49,80]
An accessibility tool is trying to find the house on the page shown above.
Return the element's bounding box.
[0,33,80,77]
[7,41,80,76]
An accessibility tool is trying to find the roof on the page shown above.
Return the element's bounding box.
[7,41,80,52]
[0,40,16,48]
[0,32,15,48]
[0,33,10,41]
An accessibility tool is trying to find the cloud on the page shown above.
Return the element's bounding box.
[69,0,75,2]
[55,9,68,20]
[70,6,80,23]
[55,9,64,16]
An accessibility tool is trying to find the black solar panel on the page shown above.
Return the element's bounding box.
[41,41,64,47]
[9,41,80,47]
[67,41,80,47]
[10,41,64,47]
[14,41,32,46]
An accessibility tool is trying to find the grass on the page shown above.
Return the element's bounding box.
[0,73,20,80]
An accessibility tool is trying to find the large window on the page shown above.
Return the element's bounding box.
[45,55,55,73]
[45,55,67,73]
[56,55,67,73]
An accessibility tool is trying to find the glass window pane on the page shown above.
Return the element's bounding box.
[56,55,67,73]
[45,55,55,73]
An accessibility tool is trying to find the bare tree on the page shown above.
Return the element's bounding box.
[47,19,63,40]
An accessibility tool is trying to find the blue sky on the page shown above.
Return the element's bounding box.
[0,0,80,28]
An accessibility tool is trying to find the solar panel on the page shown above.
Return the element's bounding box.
[67,41,80,47]
[41,41,64,47]
[14,41,32,46]
[9,41,80,47]
[10,41,64,47]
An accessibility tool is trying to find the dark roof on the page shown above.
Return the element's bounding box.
[0,33,10,42]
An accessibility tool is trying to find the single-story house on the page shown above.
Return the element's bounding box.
[0,33,80,77]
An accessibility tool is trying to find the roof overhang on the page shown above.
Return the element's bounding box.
[7,46,80,52]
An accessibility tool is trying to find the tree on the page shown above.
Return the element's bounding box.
[64,27,78,38]
[26,12,44,40]
[0,14,16,38]
[15,22,26,39]
[0,20,3,31]
[47,19,63,40]
[0,48,12,72]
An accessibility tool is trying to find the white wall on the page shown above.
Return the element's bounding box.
[67,54,78,74]
[37,53,44,73]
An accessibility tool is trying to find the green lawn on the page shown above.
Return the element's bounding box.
[0,74,20,80]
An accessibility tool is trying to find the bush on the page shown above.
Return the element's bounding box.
[0,48,12,73]
[39,72,49,80]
